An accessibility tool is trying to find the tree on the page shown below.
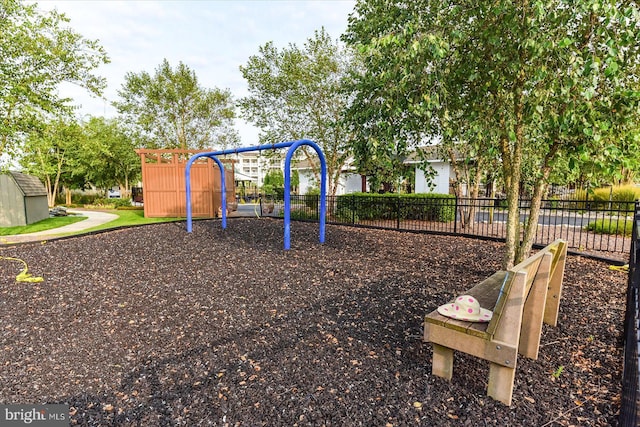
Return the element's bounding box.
[344,0,640,267]
[239,29,355,197]
[0,0,108,162]
[115,59,238,150]
[76,117,141,197]
[19,118,83,207]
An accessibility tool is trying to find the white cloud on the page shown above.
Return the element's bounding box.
[34,0,356,144]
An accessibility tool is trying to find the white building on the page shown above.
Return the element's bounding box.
[406,146,458,195]
[234,146,457,196]
[294,158,363,195]
[233,151,363,195]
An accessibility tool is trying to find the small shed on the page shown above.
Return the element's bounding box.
[0,171,49,227]
[136,149,236,218]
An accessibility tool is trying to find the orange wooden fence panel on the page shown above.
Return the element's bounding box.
[136,149,235,218]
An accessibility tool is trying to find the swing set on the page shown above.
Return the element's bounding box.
[185,139,327,250]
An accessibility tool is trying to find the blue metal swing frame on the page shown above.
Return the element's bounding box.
[185,139,327,250]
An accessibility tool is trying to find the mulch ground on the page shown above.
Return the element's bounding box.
[0,218,627,426]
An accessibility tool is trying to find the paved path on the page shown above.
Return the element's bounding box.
[0,210,118,245]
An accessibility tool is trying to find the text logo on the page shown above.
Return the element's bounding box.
[0,405,69,426]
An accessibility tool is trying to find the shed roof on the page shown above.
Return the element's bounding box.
[9,171,47,197]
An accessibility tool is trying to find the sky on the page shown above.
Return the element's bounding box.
[34,0,357,145]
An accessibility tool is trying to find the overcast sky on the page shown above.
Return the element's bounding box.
[35,0,357,144]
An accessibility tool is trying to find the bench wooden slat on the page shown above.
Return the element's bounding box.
[425,271,508,339]
[544,240,567,326]
[519,251,552,359]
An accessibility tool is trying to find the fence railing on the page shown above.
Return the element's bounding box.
[260,195,634,255]
[620,203,640,426]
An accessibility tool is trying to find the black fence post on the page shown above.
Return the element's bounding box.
[396,196,401,230]
[352,195,356,224]
[620,200,640,426]
[454,196,459,234]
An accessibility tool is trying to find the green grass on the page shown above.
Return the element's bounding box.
[0,209,182,237]
[0,215,87,236]
[63,209,182,235]
[585,217,633,236]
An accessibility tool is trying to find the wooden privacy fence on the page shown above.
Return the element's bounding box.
[136,149,235,218]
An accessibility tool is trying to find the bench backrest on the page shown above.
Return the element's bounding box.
[485,239,567,338]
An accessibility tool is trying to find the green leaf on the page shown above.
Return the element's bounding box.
[604,61,619,77]
[559,37,574,48]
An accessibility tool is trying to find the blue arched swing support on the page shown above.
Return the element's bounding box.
[185,139,327,250]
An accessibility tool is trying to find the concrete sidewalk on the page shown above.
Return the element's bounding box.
[0,210,119,245]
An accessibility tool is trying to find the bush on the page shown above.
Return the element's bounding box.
[303,188,320,210]
[586,217,633,236]
[78,193,102,205]
[88,198,131,209]
[336,193,456,222]
[586,185,637,210]
[277,208,319,221]
[289,209,319,221]
[565,186,638,211]
[111,198,133,208]
[334,207,359,223]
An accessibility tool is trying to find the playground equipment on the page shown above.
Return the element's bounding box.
[185,139,327,250]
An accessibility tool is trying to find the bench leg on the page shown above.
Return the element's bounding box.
[432,344,454,380]
[488,362,515,406]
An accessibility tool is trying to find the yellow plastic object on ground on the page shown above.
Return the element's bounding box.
[0,256,44,283]
[609,264,629,273]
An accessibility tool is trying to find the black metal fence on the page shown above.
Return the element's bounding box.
[620,203,640,426]
[260,195,634,255]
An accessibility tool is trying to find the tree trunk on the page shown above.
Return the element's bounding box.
[464,166,483,231]
[502,68,526,269]
[503,175,521,269]
[517,179,547,262]
[45,176,54,208]
[488,178,496,225]
[500,116,522,270]
[518,138,561,261]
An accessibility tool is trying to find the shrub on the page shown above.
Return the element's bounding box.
[304,188,320,210]
[88,198,131,209]
[335,193,456,222]
[587,185,638,211]
[334,207,359,223]
[76,193,102,205]
[111,198,133,208]
[278,208,319,221]
[586,217,633,236]
[565,186,638,211]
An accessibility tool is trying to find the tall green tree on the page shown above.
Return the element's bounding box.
[76,117,141,196]
[115,59,238,150]
[19,118,83,207]
[0,0,108,162]
[239,28,355,197]
[345,0,640,267]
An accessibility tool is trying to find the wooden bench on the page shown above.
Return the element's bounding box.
[423,239,567,406]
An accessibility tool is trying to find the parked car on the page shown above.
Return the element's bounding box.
[108,189,121,198]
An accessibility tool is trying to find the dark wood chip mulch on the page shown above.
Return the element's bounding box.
[0,218,626,426]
